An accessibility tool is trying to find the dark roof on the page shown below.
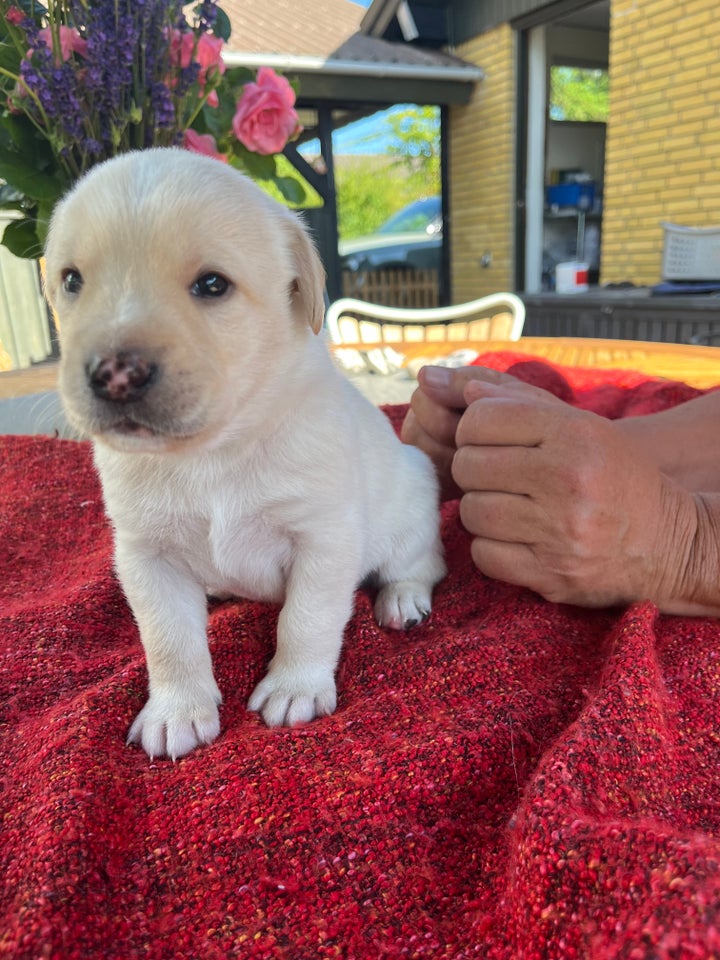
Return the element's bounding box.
[221,0,480,105]
[221,0,364,57]
[331,32,475,72]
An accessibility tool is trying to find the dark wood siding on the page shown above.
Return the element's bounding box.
[450,0,595,43]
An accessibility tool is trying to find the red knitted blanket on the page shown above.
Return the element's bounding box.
[2,353,719,960]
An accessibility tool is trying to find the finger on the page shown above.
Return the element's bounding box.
[417,364,514,409]
[453,446,543,497]
[406,383,464,449]
[399,407,420,445]
[469,537,550,594]
[463,373,564,408]
[459,490,542,543]
[456,392,582,448]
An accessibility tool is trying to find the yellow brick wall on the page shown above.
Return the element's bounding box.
[602,0,720,284]
[450,25,516,301]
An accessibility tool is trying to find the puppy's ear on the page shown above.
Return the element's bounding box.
[288,214,326,335]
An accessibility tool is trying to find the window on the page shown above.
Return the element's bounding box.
[549,66,609,122]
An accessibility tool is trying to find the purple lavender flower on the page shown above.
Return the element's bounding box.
[82,138,103,157]
[150,82,176,130]
[4,1,232,179]
[196,2,219,32]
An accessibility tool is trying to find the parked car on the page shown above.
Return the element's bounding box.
[339,196,442,274]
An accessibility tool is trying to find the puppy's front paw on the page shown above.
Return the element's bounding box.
[127,684,222,760]
[374,580,432,630]
[247,664,337,727]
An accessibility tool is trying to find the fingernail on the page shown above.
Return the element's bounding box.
[421,365,452,389]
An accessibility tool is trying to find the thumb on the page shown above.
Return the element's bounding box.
[417,364,516,409]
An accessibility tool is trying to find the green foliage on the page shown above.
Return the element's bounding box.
[550,66,609,123]
[336,161,393,238]
[0,4,305,259]
[2,215,41,258]
[253,153,321,209]
[385,105,440,162]
[335,105,440,240]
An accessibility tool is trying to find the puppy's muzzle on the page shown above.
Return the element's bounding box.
[87,352,158,403]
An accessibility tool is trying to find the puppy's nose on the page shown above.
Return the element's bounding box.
[87,352,157,403]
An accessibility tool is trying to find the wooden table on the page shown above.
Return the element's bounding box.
[338,336,720,390]
[3,337,720,400]
[0,360,59,400]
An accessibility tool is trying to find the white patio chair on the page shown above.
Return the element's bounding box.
[325,293,526,347]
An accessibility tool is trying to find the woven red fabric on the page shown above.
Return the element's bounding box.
[2,354,719,959]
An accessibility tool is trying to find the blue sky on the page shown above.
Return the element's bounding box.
[299,0,395,154]
[300,107,401,157]
[332,110,396,154]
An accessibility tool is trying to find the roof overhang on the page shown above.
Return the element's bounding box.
[223,47,482,106]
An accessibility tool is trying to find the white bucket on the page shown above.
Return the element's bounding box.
[555,261,589,293]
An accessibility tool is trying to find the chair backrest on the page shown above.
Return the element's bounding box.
[325,293,526,346]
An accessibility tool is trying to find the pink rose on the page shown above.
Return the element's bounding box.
[183,129,227,163]
[169,29,194,70]
[195,33,225,104]
[196,33,225,78]
[6,7,24,25]
[232,67,301,155]
[37,25,87,62]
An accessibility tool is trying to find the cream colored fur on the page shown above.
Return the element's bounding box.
[44,148,445,759]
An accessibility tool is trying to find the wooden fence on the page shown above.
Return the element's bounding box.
[341,268,439,308]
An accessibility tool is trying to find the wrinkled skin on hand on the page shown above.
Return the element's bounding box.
[402,366,720,615]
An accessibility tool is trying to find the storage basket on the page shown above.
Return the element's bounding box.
[661,222,720,281]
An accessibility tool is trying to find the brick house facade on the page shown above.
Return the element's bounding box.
[450,24,516,302]
[602,0,720,285]
[369,0,720,298]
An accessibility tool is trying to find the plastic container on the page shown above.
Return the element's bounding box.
[661,222,720,281]
[546,183,595,210]
[555,261,589,293]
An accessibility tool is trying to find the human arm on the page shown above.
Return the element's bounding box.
[615,390,720,492]
[401,366,720,615]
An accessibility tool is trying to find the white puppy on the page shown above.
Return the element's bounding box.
[44,148,446,759]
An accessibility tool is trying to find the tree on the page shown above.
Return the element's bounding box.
[550,67,609,122]
[335,105,441,239]
[386,105,440,161]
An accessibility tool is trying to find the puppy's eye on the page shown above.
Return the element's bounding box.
[191,272,230,299]
[62,268,83,294]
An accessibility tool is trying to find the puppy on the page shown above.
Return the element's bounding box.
[44,147,446,759]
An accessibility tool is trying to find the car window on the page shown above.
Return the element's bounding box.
[377,197,442,235]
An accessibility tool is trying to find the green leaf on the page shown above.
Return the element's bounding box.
[1,217,42,259]
[0,184,23,206]
[213,7,232,42]
[0,41,22,74]
[224,65,255,88]
[0,153,65,203]
[232,147,276,181]
[199,95,234,140]
[0,113,51,162]
[36,197,56,248]
[15,0,47,20]
[274,176,307,206]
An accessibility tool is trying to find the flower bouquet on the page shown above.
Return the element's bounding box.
[0,0,306,258]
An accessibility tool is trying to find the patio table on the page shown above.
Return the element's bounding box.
[333,335,720,390]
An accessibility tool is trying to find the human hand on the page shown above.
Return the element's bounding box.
[451,371,708,610]
[401,365,515,500]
